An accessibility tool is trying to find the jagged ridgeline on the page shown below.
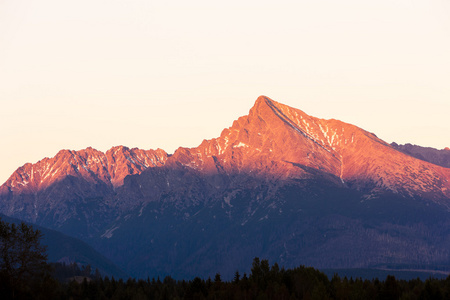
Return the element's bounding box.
[1,96,449,279]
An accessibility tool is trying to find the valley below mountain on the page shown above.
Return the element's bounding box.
[1,96,449,279]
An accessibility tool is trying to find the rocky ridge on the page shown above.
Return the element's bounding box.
[2,96,449,203]
[164,97,450,201]
[1,96,449,278]
[391,143,450,169]
[0,146,167,232]
[1,146,168,193]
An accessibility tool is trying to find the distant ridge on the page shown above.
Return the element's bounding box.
[391,142,450,169]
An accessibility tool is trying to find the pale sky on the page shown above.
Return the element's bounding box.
[1,0,450,185]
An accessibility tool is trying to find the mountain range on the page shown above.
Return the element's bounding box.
[1,96,449,279]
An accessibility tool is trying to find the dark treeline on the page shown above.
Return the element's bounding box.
[25,258,450,300]
[1,218,450,299]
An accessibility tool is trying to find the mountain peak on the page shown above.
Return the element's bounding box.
[170,96,450,200]
[106,145,129,154]
[249,95,312,127]
[2,96,450,205]
[253,95,274,106]
[250,95,283,116]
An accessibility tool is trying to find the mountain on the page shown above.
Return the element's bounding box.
[1,96,449,279]
[0,146,167,238]
[391,143,450,169]
[165,97,450,200]
[2,146,167,191]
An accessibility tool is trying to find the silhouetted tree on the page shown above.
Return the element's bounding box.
[0,219,49,298]
[214,273,222,283]
[233,270,240,284]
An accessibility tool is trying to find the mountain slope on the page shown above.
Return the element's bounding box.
[103,174,450,279]
[0,146,167,237]
[133,96,450,204]
[1,95,449,278]
[0,214,127,278]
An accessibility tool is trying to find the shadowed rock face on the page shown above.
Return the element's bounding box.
[1,96,450,278]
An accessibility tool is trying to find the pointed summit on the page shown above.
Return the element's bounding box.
[249,96,315,135]
[250,95,297,118]
[251,95,274,112]
[169,95,343,179]
[168,96,450,201]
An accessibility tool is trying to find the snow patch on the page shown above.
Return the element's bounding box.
[138,204,146,217]
[233,142,248,148]
[223,195,233,207]
[101,226,120,239]
[259,214,269,221]
[216,143,223,155]
[126,156,137,165]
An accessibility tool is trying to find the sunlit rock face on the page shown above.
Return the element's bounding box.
[2,146,168,192]
[0,145,168,235]
[1,96,449,278]
[165,96,450,201]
